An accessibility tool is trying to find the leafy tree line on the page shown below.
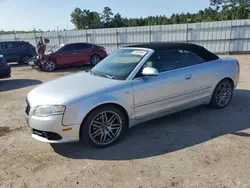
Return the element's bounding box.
[1,0,250,35]
[71,0,250,29]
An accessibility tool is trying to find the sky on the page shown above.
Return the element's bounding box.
[0,0,210,31]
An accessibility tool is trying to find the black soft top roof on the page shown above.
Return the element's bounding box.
[127,42,219,62]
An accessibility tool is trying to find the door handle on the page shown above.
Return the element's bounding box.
[185,74,192,80]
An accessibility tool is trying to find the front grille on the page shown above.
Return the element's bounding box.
[32,129,62,140]
[25,100,30,115]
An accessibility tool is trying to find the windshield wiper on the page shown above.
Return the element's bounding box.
[89,70,115,79]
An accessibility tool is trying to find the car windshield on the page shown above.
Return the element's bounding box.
[90,48,148,80]
[46,44,62,53]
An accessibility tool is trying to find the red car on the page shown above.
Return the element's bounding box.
[32,42,108,72]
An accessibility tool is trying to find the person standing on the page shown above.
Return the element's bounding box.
[37,37,46,59]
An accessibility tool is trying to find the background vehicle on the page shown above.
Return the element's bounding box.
[0,55,11,79]
[30,42,108,72]
[0,41,37,64]
[24,42,239,148]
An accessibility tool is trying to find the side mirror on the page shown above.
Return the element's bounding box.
[142,67,159,76]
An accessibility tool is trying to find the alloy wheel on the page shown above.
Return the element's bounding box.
[89,111,122,146]
[21,55,30,64]
[44,61,55,72]
[91,55,100,65]
[215,82,232,107]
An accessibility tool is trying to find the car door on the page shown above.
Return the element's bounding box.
[132,49,195,120]
[75,43,93,64]
[13,42,25,60]
[56,44,79,65]
[7,42,18,61]
[184,50,218,102]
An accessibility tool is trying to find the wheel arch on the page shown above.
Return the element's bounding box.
[79,102,129,140]
[21,53,31,57]
[20,53,31,60]
[217,77,234,88]
[91,53,101,58]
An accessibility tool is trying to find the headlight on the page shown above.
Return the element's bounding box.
[34,105,66,117]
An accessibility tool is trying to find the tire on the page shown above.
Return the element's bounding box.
[81,105,128,148]
[42,61,56,72]
[210,79,234,109]
[19,54,30,64]
[90,54,101,65]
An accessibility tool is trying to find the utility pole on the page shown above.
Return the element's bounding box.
[57,26,60,44]
[228,19,233,55]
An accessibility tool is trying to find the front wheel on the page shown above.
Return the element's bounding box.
[42,61,56,72]
[81,105,127,148]
[210,79,233,109]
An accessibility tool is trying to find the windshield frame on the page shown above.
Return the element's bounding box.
[90,47,154,81]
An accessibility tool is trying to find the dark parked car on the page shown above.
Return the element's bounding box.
[0,55,11,79]
[0,41,37,64]
[29,42,108,72]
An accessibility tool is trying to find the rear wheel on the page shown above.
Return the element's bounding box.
[90,54,101,65]
[210,79,233,109]
[81,105,127,148]
[19,54,30,64]
[42,61,56,72]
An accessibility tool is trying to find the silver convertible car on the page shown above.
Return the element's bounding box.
[24,42,240,148]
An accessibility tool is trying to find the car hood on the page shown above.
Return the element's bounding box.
[27,72,122,107]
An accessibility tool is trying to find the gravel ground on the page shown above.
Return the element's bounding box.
[0,56,250,188]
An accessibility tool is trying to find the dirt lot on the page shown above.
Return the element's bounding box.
[0,56,250,188]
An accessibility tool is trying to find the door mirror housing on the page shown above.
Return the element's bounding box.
[142,67,159,76]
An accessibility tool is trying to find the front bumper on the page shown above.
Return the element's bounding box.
[0,65,11,79]
[25,106,81,143]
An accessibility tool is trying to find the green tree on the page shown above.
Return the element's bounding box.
[195,10,204,22]
[70,8,84,29]
[101,7,114,28]
[112,13,124,27]
[210,0,223,10]
[70,8,101,29]
[4,1,250,34]
[88,11,101,29]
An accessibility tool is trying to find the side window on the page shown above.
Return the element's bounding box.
[144,49,186,73]
[0,43,8,50]
[61,44,78,52]
[13,42,23,48]
[0,43,14,50]
[6,43,14,49]
[184,50,205,66]
[77,43,92,49]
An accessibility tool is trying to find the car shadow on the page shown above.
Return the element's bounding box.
[51,89,250,161]
[8,62,29,68]
[0,79,42,92]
